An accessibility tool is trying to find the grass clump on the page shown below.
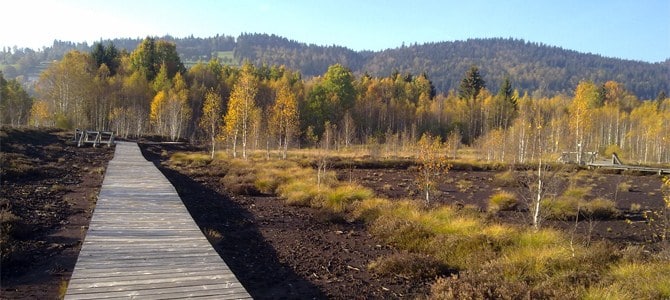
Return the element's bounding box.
[369,252,451,280]
[254,160,313,194]
[169,152,212,167]
[583,198,619,219]
[371,214,434,252]
[617,181,633,192]
[320,184,374,213]
[492,170,517,187]
[351,198,392,222]
[488,191,518,212]
[544,196,619,221]
[456,179,473,192]
[562,186,591,199]
[277,180,320,206]
[543,196,581,220]
[585,260,670,299]
[204,228,223,243]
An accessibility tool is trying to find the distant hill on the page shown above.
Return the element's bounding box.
[2,34,668,99]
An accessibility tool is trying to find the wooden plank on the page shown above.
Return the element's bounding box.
[65,141,250,299]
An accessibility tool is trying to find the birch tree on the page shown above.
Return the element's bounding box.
[416,133,450,204]
[270,76,299,159]
[199,89,223,158]
[569,81,600,163]
[224,63,258,159]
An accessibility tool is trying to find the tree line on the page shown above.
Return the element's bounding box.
[2,35,668,100]
[2,37,669,164]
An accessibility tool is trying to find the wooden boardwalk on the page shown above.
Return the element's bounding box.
[65,142,250,299]
[587,162,670,174]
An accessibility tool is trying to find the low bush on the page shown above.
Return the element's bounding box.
[0,208,22,264]
[220,159,259,195]
[430,271,533,300]
[369,252,452,280]
[488,191,518,212]
[1,153,39,179]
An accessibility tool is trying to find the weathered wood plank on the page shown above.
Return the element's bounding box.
[65,141,250,299]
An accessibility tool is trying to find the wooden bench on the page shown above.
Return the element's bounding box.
[74,129,115,147]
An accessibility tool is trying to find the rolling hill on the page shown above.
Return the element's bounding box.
[2,33,668,98]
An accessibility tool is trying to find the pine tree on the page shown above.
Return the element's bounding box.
[458,66,486,144]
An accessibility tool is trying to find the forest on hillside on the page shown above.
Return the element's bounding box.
[1,33,668,99]
[2,37,669,165]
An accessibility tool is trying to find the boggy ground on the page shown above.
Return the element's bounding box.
[3,130,666,299]
[345,165,667,246]
[1,127,113,299]
[140,144,431,299]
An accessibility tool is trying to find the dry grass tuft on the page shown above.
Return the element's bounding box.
[169,152,212,167]
[488,191,518,213]
[369,252,452,280]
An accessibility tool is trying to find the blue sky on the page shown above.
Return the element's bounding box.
[1,0,668,62]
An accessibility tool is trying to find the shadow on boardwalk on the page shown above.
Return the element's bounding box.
[140,144,325,299]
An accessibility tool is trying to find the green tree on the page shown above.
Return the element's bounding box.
[152,64,171,92]
[130,37,185,82]
[91,42,120,75]
[493,77,517,129]
[303,64,355,138]
[0,72,33,126]
[458,66,486,144]
[130,37,157,81]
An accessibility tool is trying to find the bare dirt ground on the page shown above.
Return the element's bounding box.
[140,144,432,299]
[345,166,666,246]
[1,127,113,299]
